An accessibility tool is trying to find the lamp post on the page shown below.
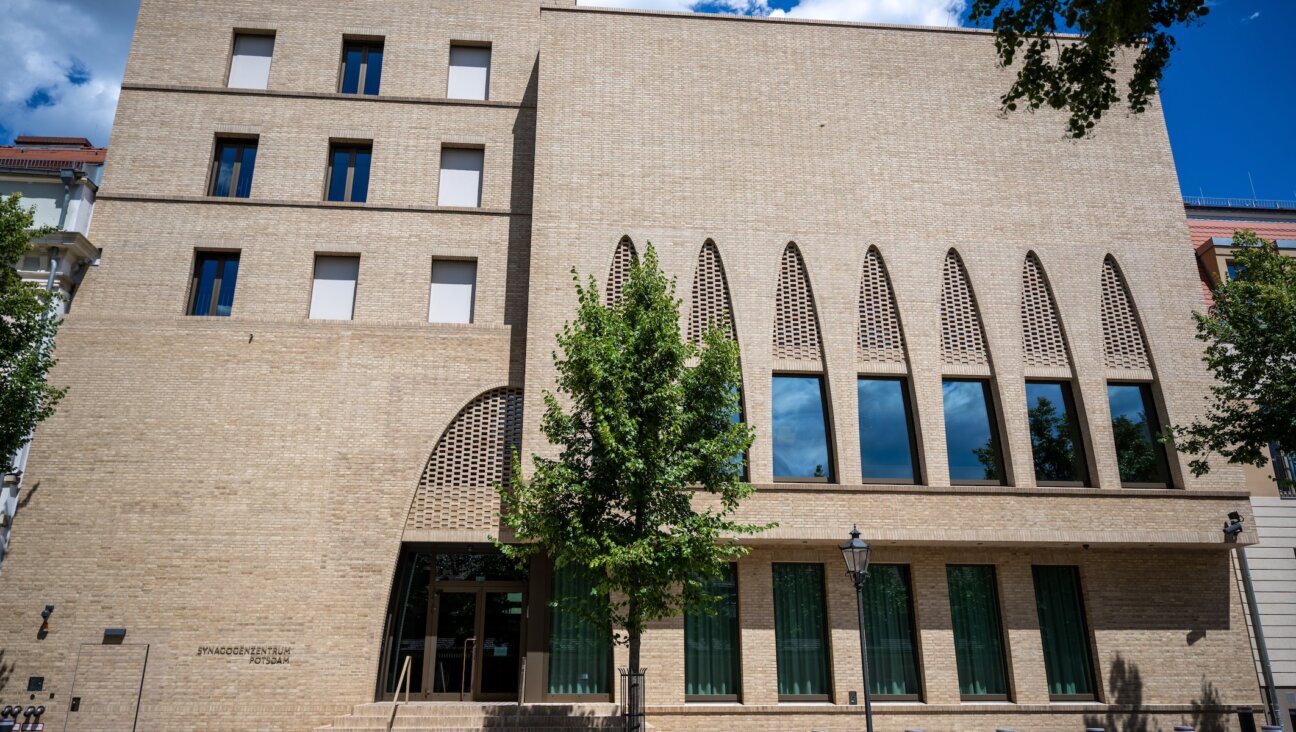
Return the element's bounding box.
[840,525,874,732]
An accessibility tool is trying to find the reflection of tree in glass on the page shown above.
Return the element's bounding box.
[1113,414,1157,482]
[972,435,1001,481]
[1028,397,1077,482]
[813,464,825,478]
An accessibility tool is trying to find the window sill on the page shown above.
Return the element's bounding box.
[96,192,523,216]
[773,476,831,484]
[122,82,532,108]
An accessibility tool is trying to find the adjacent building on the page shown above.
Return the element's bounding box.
[1186,196,1296,723]
[0,2,1266,730]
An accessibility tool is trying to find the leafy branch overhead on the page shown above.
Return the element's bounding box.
[968,0,1209,137]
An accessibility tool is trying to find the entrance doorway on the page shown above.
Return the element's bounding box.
[380,548,530,702]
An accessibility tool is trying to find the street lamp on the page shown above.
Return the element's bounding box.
[840,525,874,732]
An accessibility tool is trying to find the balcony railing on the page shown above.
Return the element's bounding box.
[1184,195,1296,211]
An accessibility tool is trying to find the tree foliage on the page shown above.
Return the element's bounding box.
[0,194,64,474]
[1027,396,1079,482]
[968,0,1209,137]
[1166,231,1296,482]
[497,244,764,669]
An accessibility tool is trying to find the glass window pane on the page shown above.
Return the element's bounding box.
[340,46,363,93]
[946,565,1008,698]
[1026,381,1087,484]
[212,142,238,197]
[385,552,432,694]
[363,46,383,95]
[429,260,476,324]
[1106,383,1168,485]
[438,148,485,207]
[448,45,491,100]
[548,565,609,695]
[1032,566,1095,699]
[235,143,257,198]
[228,34,274,89]
[772,375,832,481]
[858,378,916,482]
[327,148,351,202]
[350,149,371,203]
[685,564,740,697]
[434,553,526,582]
[309,255,360,321]
[773,563,830,697]
[942,380,1002,483]
[216,255,239,316]
[864,565,920,698]
[191,254,220,315]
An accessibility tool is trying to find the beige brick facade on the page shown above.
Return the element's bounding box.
[0,2,1264,730]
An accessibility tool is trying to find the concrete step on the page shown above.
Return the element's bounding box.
[318,702,626,732]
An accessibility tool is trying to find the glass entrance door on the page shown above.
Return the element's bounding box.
[430,587,526,701]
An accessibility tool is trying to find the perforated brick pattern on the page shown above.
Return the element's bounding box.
[688,240,736,342]
[1100,257,1152,371]
[406,386,523,532]
[1021,253,1071,370]
[858,247,907,367]
[940,251,989,367]
[606,237,637,306]
[772,244,822,361]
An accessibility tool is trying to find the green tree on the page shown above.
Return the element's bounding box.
[1166,231,1296,488]
[1113,415,1157,482]
[1,194,64,474]
[1027,396,1079,482]
[968,0,1209,138]
[497,244,765,688]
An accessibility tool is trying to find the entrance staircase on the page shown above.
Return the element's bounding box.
[317,702,626,732]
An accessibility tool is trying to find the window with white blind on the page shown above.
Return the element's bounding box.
[429,260,476,324]
[447,45,491,100]
[309,255,359,320]
[437,148,484,207]
[227,33,275,89]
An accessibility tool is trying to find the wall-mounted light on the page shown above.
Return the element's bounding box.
[1224,511,1245,539]
[38,605,54,637]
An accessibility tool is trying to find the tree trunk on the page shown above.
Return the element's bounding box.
[629,626,641,673]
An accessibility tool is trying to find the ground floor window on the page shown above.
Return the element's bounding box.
[549,565,610,696]
[1032,565,1097,700]
[685,563,741,699]
[385,552,433,694]
[947,564,1009,700]
[773,563,831,699]
[864,564,921,699]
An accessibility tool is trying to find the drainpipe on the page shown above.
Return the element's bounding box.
[57,168,75,231]
[1239,546,1283,728]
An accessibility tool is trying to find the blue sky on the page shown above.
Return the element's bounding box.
[0,0,1290,200]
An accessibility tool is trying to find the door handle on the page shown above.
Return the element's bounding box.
[462,637,476,699]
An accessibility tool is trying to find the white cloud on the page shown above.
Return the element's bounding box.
[0,0,140,146]
[576,0,967,26]
[1242,10,1260,21]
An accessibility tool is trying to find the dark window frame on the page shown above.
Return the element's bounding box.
[186,250,241,317]
[325,142,373,203]
[207,137,258,198]
[683,562,743,702]
[338,39,384,95]
[857,375,921,485]
[942,378,1006,486]
[771,372,836,483]
[1025,380,1090,488]
[771,562,833,702]
[1106,381,1173,489]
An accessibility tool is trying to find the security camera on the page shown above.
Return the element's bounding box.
[40,606,53,620]
[1224,513,1245,538]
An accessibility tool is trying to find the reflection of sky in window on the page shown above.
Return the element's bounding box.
[1107,384,1152,436]
[772,376,831,479]
[1025,382,1067,437]
[942,380,996,481]
[858,378,914,481]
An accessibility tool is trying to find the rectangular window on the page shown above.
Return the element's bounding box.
[227,33,274,89]
[1106,383,1170,486]
[438,147,484,207]
[447,45,491,100]
[772,563,831,699]
[685,564,741,699]
[858,377,918,483]
[208,138,257,198]
[548,565,610,696]
[1026,381,1088,486]
[863,564,921,699]
[428,260,476,324]
[772,375,833,481]
[188,251,240,316]
[942,379,1004,484]
[309,255,359,320]
[1032,565,1096,700]
[339,40,383,95]
[946,565,1009,700]
[326,143,372,203]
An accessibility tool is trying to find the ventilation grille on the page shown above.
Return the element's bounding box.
[405,387,523,533]
[858,248,907,367]
[772,244,822,361]
[606,238,637,306]
[940,251,989,367]
[1021,254,1071,370]
[688,241,736,342]
[1100,258,1151,371]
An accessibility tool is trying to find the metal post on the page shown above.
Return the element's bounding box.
[853,574,874,732]
[1239,548,1283,728]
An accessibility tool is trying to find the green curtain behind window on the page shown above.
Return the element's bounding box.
[548,565,610,695]
[864,565,920,697]
[946,565,1008,697]
[1032,565,1095,698]
[685,564,741,697]
[773,563,830,697]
